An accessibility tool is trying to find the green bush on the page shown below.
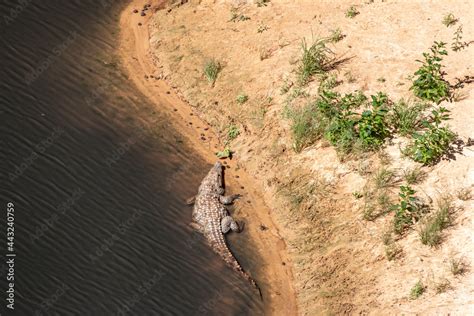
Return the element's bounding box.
[404,107,456,165]
[392,186,422,234]
[358,92,390,149]
[410,42,450,103]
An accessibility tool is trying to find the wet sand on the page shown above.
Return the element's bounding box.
[117,0,297,314]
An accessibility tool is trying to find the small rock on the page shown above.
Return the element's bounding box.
[166,91,171,94]
[138,22,142,26]
[140,11,146,16]
[133,9,138,13]
[259,224,268,231]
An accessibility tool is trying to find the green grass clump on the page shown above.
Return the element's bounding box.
[442,13,458,27]
[345,6,359,18]
[374,167,396,190]
[286,103,328,152]
[419,196,452,246]
[404,107,456,165]
[450,258,466,275]
[403,167,426,185]
[236,93,248,104]
[297,38,334,85]
[411,41,450,103]
[389,100,427,136]
[204,59,221,85]
[392,186,422,234]
[410,280,425,299]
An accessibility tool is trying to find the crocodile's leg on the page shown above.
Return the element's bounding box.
[219,194,241,205]
[221,216,241,234]
[185,195,196,205]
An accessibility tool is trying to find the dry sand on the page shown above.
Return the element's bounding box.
[118,0,298,314]
[121,0,473,314]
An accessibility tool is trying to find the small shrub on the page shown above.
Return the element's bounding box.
[319,74,339,91]
[442,13,458,27]
[216,147,232,159]
[297,38,334,85]
[450,258,467,275]
[382,230,393,245]
[229,8,250,22]
[389,100,427,136]
[410,280,425,299]
[392,186,422,234]
[357,92,390,149]
[345,6,359,18]
[256,0,270,7]
[403,167,426,185]
[329,28,344,43]
[410,41,449,103]
[227,124,240,140]
[374,167,396,190]
[456,187,472,201]
[434,279,452,294]
[204,59,221,84]
[257,23,269,33]
[280,80,292,95]
[451,25,470,52]
[353,191,363,199]
[404,107,456,165]
[385,243,402,261]
[236,94,249,104]
[419,198,452,246]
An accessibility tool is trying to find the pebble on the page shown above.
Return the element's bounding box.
[235,175,239,178]
[173,109,177,112]
[138,22,142,26]
[166,91,171,94]
[189,113,193,116]
[133,9,138,13]
[204,127,209,131]
[141,11,146,16]
[144,75,148,79]
[200,137,206,141]
[188,122,193,125]
[240,186,244,189]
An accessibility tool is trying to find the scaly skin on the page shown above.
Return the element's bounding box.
[192,161,260,294]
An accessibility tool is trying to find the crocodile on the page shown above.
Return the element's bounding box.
[189,161,261,295]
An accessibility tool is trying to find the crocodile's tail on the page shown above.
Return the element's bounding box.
[208,222,262,299]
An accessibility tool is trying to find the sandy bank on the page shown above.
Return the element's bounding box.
[142,0,474,315]
[117,0,298,314]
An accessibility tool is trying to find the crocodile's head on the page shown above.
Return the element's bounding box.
[198,161,224,194]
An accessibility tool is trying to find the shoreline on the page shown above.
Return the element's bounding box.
[117,1,298,314]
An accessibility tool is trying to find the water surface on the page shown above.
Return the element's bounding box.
[0,1,262,314]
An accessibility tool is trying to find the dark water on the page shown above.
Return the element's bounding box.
[0,0,262,315]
